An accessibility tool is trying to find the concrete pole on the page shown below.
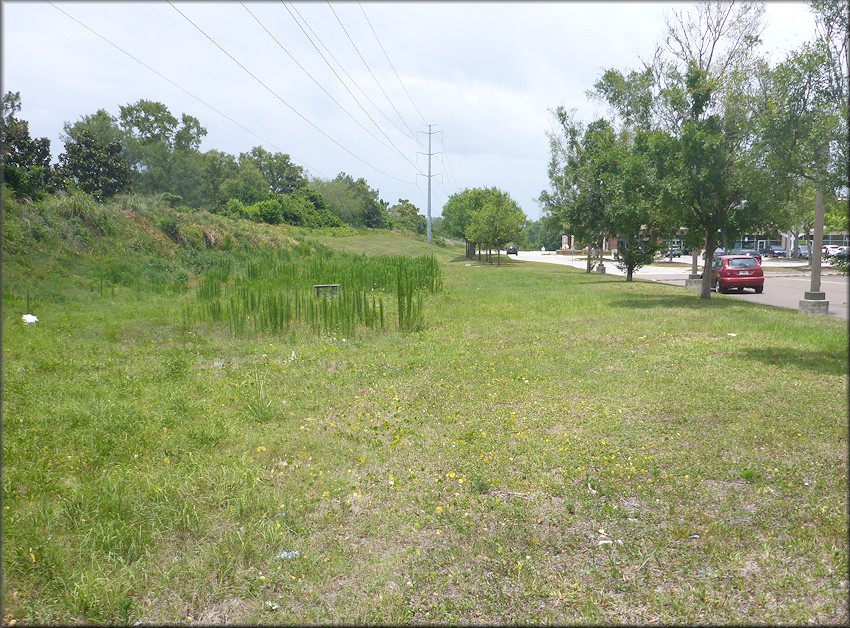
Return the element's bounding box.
[426,124,432,244]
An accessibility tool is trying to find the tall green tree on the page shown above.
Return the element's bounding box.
[310,173,388,228]
[754,27,847,284]
[609,129,672,281]
[217,162,269,207]
[1,91,52,198]
[442,187,496,258]
[239,146,306,195]
[57,128,130,199]
[388,199,426,234]
[524,214,562,251]
[542,113,620,272]
[466,189,526,265]
[119,100,207,198]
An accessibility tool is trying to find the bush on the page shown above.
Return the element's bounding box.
[49,189,114,236]
[250,198,283,225]
[159,214,182,243]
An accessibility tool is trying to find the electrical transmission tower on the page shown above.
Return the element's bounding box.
[418,124,441,243]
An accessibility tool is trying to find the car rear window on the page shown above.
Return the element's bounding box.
[729,258,758,268]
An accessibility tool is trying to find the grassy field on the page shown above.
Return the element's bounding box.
[3,223,848,624]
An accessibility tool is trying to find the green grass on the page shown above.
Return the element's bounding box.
[3,222,848,624]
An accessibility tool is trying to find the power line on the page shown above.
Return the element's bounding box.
[284,1,413,143]
[169,1,414,183]
[357,1,428,126]
[45,1,327,178]
[436,133,461,195]
[240,1,415,166]
[326,1,419,140]
[280,1,421,174]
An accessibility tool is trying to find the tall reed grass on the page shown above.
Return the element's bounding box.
[183,250,441,337]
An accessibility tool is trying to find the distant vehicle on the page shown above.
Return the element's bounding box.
[795,245,811,259]
[661,247,682,258]
[711,255,764,294]
[768,245,787,258]
[831,246,849,261]
[823,245,841,257]
[506,245,519,255]
[702,247,726,260]
[734,249,762,263]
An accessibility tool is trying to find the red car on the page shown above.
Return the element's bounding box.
[711,255,764,294]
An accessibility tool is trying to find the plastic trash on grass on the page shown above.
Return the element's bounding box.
[276,550,299,560]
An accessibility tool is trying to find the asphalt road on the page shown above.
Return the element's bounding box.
[511,251,849,320]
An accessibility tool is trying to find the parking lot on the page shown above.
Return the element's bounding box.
[512,250,848,319]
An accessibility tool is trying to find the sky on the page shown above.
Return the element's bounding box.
[2,1,819,220]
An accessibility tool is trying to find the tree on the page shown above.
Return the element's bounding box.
[294,186,342,228]
[442,187,496,258]
[466,189,526,265]
[1,91,52,198]
[388,199,426,234]
[119,100,208,198]
[610,129,671,281]
[192,149,238,209]
[551,115,620,273]
[57,128,130,198]
[63,109,126,147]
[217,162,269,207]
[239,146,306,195]
[310,173,388,228]
[755,33,847,296]
[524,214,562,251]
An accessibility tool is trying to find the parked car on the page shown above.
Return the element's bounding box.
[768,245,787,258]
[795,245,811,259]
[831,246,849,261]
[702,247,727,259]
[823,245,842,257]
[661,247,682,258]
[711,255,764,294]
[506,245,519,255]
[734,248,762,263]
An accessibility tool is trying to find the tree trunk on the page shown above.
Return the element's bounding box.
[626,266,634,282]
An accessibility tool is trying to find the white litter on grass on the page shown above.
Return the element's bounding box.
[22,314,38,324]
[276,550,299,559]
[264,601,280,611]
[597,539,624,546]
[727,333,737,337]
[289,351,296,362]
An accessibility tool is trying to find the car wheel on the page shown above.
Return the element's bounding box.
[717,282,727,294]
[754,285,763,294]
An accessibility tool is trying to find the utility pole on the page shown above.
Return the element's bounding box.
[418,124,441,244]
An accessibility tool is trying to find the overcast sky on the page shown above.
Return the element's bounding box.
[3,1,818,220]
